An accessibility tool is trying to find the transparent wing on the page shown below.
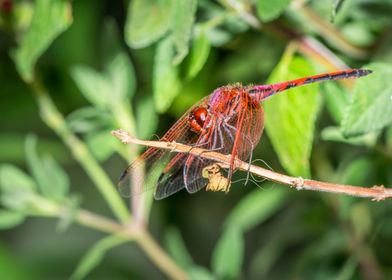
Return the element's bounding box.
[118,96,210,198]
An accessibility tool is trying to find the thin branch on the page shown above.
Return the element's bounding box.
[34,201,189,280]
[75,210,189,280]
[112,129,392,201]
[294,4,369,59]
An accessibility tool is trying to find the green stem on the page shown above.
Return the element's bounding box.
[135,228,190,280]
[33,199,189,280]
[297,5,369,59]
[29,79,130,224]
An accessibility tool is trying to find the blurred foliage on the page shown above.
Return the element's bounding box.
[1,0,392,279]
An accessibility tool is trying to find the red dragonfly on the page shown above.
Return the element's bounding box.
[118,69,372,199]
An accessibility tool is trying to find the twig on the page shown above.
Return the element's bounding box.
[76,210,189,280]
[112,129,392,201]
[33,200,189,280]
[294,4,369,59]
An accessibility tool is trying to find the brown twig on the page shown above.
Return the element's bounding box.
[112,129,392,201]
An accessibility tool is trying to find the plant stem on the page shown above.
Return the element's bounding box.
[135,228,190,280]
[295,4,369,59]
[34,200,189,280]
[112,130,392,201]
[28,79,130,224]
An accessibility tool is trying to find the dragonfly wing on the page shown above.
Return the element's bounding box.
[118,96,210,198]
[183,122,233,193]
[154,153,188,199]
[183,91,265,194]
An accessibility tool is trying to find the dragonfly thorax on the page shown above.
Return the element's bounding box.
[189,106,209,133]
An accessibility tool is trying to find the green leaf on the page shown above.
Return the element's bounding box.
[225,186,287,232]
[187,32,211,79]
[136,96,158,139]
[321,126,378,146]
[66,107,113,134]
[106,52,136,103]
[72,51,135,111]
[321,82,349,124]
[264,56,321,177]
[86,130,118,162]
[341,63,392,137]
[13,0,72,81]
[350,202,372,239]
[164,227,194,269]
[0,164,37,211]
[0,210,26,229]
[153,36,182,113]
[331,0,346,21]
[0,164,36,193]
[189,266,215,280]
[71,66,111,109]
[211,226,244,279]
[339,157,374,187]
[125,0,173,49]
[70,235,128,280]
[256,0,292,22]
[172,0,197,64]
[25,135,69,200]
[335,255,357,280]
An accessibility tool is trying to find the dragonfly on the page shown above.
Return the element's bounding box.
[118,69,372,200]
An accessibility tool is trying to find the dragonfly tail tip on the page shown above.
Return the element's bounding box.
[118,170,128,185]
[360,69,373,76]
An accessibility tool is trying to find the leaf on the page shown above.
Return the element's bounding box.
[172,0,197,64]
[70,235,128,280]
[71,66,111,109]
[335,255,357,280]
[211,226,244,279]
[224,186,287,232]
[0,164,36,193]
[341,63,392,137]
[86,130,118,162]
[189,266,215,280]
[331,0,347,22]
[136,96,158,139]
[339,157,375,186]
[72,49,135,111]
[350,202,372,240]
[153,36,182,113]
[321,126,379,146]
[125,0,173,49]
[0,164,37,211]
[256,0,292,22]
[264,56,321,177]
[0,210,26,229]
[106,52,136,103]
[66,107,113,133]
[187,32,211,79]
[13,0,72,82]
[25,135,69,200]
[164,227,194,269]
[321,82,349,124]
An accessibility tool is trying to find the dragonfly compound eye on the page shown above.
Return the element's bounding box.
[189,107,208,133]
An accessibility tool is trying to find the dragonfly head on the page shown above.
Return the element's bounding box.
[189,106,209,133]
